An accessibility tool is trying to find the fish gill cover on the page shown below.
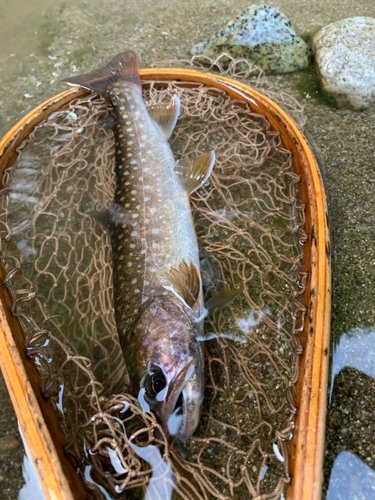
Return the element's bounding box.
[0,54,307,499]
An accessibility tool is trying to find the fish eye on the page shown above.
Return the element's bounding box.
[146,371,166,398]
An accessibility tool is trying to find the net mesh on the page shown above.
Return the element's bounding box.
[0,55,307,499]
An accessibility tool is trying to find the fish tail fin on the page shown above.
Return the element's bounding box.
[63,51,141,99]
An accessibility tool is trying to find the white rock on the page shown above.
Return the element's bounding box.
[312,17,375,110]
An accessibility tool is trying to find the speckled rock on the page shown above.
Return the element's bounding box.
[311,17,375,110]
[191,4,308,74]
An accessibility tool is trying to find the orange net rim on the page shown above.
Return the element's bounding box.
[0,68,331,500]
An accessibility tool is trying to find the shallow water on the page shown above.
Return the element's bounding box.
[0,0,375,499]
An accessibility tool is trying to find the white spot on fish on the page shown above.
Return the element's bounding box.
[127,153,133,157]
[128,141,134,145]
[126,121,131,125]
[151,228,160,235]
[132,214,139,218]
[127,128,133,132]
[144,196,150,202]
[144,167,149,172]
[125,181,130,185]
[130,160,136,164]
[128,262,133,267]
[139,176,144,181]
[131,190,137,194]
[152,243,160,249]
[165,237,170,240]
[150,207,157,215]
[131,231,138,237]
[120,106,125,110]
[130,244,136,248]
[145,219,150,224]
[125,203,130,208]
[141,134,147,139]
[134,289,140,293]
[124,171,129,176]
[147,150,152,154]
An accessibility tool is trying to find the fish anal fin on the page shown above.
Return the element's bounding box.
[175,151,215,195]
[147,95,180,140]
[63,51,141,100]
[166,260,202,310]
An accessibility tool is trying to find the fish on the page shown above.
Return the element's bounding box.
[64,51,217,441]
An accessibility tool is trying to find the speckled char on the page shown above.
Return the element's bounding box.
[108,83,200,338]
[64,52,216,440]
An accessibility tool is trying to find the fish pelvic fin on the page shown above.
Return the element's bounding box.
[147,95,180,140]
[175,151,215,195]
[166,260,202,311]
[63,51,141,99]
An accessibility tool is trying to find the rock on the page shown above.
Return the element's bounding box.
[191,4,308,74]
[311,17,375,110]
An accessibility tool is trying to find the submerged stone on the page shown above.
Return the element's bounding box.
[311,17,375,110]
[191,4,309,74]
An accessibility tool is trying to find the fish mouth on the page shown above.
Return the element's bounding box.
[161,359,203,441]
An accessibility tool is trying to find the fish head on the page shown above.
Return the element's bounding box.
[124,296,204,441]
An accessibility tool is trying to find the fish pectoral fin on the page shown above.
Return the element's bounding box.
[166,260,202,311]
[205,288,241,316]
[175,151,215,195]
[92,202,133,229]
[147,95,180,140]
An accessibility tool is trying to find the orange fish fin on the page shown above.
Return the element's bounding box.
[63,51,141,99]
[175,151,215,195]
[166,260,202,310]
[147,95,180,140]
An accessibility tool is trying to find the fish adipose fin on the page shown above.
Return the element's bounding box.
[165,260,202,310]
[147,95,180,140]
[63,51,141,99]
[175,151,215,195]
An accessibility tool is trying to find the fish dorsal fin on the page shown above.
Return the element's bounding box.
[166,260,202,311]
[147,95,180,140]
[175,151,215,195]
[92,202,132,229]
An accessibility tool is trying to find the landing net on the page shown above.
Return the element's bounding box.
[0,55,306,499]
